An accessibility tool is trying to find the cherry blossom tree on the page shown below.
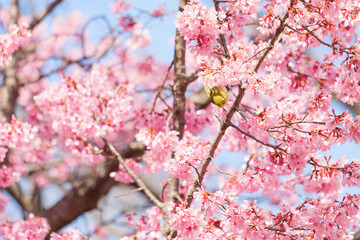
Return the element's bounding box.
[1,0,360,239]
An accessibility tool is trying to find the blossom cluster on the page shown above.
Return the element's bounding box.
[175,0,222,54]
[0,24,30,67]
[162,190,359,240]
[33,66,135,165]
[0,118,39,187]
[111,0,151,49]
[0,214,49,240]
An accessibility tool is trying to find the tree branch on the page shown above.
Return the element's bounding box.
[9,0,19,25]
[40,141,146,232]
[151,60,174,113]
[301,25,352,55]
[29,0,64,30]
[213,0,230,59]
[185,86,246,206]
[164,0,189,236]
[103,138,163,209]
[229,122,287,153]
[0,0,19,121]
[185,0,295,207]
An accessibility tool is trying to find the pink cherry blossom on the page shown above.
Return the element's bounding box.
[0,214,49,240]
[0,24,30,67]
[175,0,221,54]
[110,159,142,183]
[50,228,84,240]
[0,193,9,213]
[110,0,132,14]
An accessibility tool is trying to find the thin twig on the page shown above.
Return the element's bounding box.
[265,225,306,232]
[115,187,144,198]
[308,159,344,170]
[210,157,237,178]
[268,115,326,130]
[236,107,247,121]
[188,163,201,181]
[301,25,352,55]
[243,47,272,64]
[286,64,327,83]
[186,69,201,83]
[151,60,174,113]
[165,110,174,134]
[229,122,286,153]
[29,0,64,30]
[103,138,164,209]
[79,15,114,58]
[286,24,353,55]
[244,155,253,172]
[213,0,230,59]
[158,95,172,109]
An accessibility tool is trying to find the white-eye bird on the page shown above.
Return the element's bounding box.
[203,84,228,107]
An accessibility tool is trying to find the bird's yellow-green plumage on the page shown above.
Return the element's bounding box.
[204,84,228,107]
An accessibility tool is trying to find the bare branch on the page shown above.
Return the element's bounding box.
[151,60,174,113]
[41,141,146,232]
[301,25,352,55]
[354,231,360,240]
[185,85,246,206]
[103,138,164,209]
[229,122,287,152]
[115,187,144,198]
[213,0,230,59]
[285,24,353,56]
[308,159,344,171]
[9,0,19,25]
[186,69,201,83]
[243,46,272,64]
[0,0,20,121]
[286,64,327,85]
[210,157,237,178]
[29,0,64,30]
